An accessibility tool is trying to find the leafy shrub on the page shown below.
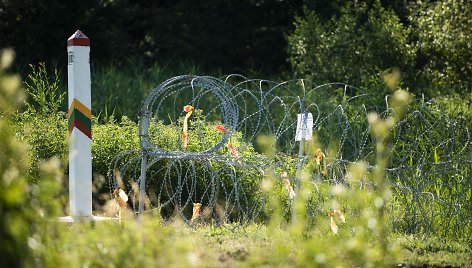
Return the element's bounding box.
[14,113,139,186]
[288,1,415,86]
[410,0,472,96]
[92,116,140,177]
[15,105,267,218]
[115,113,266,220]
[14,112,67,181]
[1,49,66,268]
[23,62,65,115]
[0,48,34,268]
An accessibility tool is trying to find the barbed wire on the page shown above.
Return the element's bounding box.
[108,75,471,240]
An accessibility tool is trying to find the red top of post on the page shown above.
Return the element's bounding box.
[67,30,90,47]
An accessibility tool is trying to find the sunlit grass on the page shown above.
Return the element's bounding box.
[2,51,471,267]
[28,219,471,267]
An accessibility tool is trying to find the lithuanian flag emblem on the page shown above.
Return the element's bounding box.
[68,98,92,139]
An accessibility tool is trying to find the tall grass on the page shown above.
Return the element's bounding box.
[91,59,221,120]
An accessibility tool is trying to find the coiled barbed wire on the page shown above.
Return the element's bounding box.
[108,75,471,240]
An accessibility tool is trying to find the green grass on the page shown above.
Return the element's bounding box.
[30,219,471,268]
[395,234,471,267]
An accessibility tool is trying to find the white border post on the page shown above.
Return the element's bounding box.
[67,30,93,219]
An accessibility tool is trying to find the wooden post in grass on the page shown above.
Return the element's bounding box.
[67,30,92,218]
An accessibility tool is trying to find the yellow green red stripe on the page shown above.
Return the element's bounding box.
[68,98,92,139]
[68,98,92,118]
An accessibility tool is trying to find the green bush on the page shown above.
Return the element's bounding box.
[92,116,140,177]
[411,0,472,96]
[123,113,266,220]
[1,49,66,268]
[23,62,65,116]
[13,112,67,182]
[15,113,139,185]
[0,48,34,268]
[288,1,415,86]
[288,0,472,97]
[15,107,267,217]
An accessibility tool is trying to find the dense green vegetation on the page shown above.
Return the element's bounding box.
[1,0,471,266]
[288,0,471,96]
[3,0,469,118]
[2,51,470,267]
[0,0,303,74]
[2,0,471,97]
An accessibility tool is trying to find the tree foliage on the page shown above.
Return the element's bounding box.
[1,0,470,96]
[288,1,415,86]
[287,0,472,96]
[0,0,304,74]
[410,0,472,95]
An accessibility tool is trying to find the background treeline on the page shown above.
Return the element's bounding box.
[0,0,305,74]
[289,0,471,97]
[1,0,471,97]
